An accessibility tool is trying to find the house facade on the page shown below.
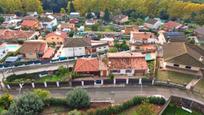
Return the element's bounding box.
[91,40,109,53]
[108,52,148,76]
[62,38,91,58]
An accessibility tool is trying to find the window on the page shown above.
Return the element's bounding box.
[111,70,120,73]
[186,66,191,69]
[173,64,179,67]
[126,69,132,73]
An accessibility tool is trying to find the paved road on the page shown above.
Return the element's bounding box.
[0,61,74,81]
[3,86,204,104]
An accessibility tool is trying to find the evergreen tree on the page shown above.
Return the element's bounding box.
[103,8,110,23]
[70,0,75,13]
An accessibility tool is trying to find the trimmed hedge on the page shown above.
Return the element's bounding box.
[87,96,166,115]
[44,98,67,107]
[148,96,166,105]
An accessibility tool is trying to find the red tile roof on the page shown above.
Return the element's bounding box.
[108,52,148,70]
[21,20,38,28]
[74,58,107,72]
[20,40,47,54]
[131,32,154,40]
[0,29,36,40]
[164,21,181,30]
[45,31,67,39]
[42,47,54,59]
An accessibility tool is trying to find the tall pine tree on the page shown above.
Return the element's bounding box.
[103,8,110,23]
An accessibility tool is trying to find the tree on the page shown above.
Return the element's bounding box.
[159,10,169,20]
[70,0,75,13]
[68,109,81,115]
[33,89,51,100]
[8,92,44,115]
[120,40,129,51]
[86,12,94,19]
[103,8,110,23]
[91,24,99,31]
[0,94,13,109]
[66,88,90,109]
[0,16,5,24]
[60,8,66,14]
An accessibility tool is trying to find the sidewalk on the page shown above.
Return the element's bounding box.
[186,79,201,89]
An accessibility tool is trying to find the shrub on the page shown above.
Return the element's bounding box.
[86,96,165,115]
[44,98,67,107]
[68,109,81,115]
[66,88,90,109]
[108,74,114,80]
[8,92,44,115]
[33,89,51,100]
[0,93,13,109]
[148,96,166,105]
[136,102,156,115]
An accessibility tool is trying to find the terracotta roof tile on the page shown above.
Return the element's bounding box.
[20,40,47,54]
[21,20,38,27]
[74,58,107,72]
[164,21,181,30]
[0,29,36,40]
[42,47,54,59]
[108,52,147,70]
[131,32,154,40]
[45,31,67,40]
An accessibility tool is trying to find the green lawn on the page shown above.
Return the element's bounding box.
[156,70,195,85]
[162,104,202,115]
[119,103,162,115]
[194,79,204,94]
[5,67,71,83]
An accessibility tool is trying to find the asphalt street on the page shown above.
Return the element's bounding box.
[2,86,204,104]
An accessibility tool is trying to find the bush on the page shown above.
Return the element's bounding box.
[33,89,51,100]
[44,98,67,107]
[86,96,165,115]
[108,74,114,80]
[68,109,81,115]
[148,96,166,105]
[136,102,156,115]
[66,88,90,109]
[0,94,13,109]
[8,92,44,115]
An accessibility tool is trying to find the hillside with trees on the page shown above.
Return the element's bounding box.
[0,0,204,24]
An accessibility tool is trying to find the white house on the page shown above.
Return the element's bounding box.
[40,15,58,31]
[91,40,109,53]
[61,38,91,58]
[144,18,163,30]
